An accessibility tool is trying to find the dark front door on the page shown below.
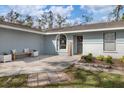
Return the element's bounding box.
[77,36,83,54]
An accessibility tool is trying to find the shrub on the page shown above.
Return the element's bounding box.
[120,56,124,63]
[96,55,104,61]
[88,53,93,57]
[104,56,113,65]
[84,53,93,63]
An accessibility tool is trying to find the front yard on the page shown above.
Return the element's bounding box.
[0,74,27,87]
[1,67,124,88]
[44,67,124,88]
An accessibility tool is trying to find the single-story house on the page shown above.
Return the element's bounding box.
[0,21,124,58]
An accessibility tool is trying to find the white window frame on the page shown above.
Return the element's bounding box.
[103,32,116,51]
[56,34,67,52]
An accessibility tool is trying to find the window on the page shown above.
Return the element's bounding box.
[60,34,66,49]
[103,32,116,51]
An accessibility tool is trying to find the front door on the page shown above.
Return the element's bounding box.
[77,36,83,54]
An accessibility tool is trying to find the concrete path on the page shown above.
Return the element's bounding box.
[27,71,71,87]
[0,55,80,77]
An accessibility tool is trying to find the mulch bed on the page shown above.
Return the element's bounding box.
[79,58,124,71]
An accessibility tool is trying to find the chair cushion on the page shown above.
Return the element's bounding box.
[23,48,30,53]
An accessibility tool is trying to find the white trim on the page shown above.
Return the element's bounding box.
[103,51,118,53]
[45,27,124,35]
[0,24,45,35]
[1,24,124,35]
[56,34,68,52]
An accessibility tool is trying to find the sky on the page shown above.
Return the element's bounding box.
[0,5,120,25]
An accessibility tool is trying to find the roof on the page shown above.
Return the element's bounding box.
[0,21,124,35]
[0,21,43,31]
[0,21,45,35]
[46,20,124,32]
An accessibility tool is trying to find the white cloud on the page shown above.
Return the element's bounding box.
[47,5,74,17]
[80,5,114,13]
[8,5,47,17]
[80,5,115,22]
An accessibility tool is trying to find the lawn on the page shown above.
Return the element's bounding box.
[1,67,124,88]
[0,74,27,88]
[44,67,124,88]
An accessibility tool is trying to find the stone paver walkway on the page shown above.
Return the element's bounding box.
[27,71,71,87]
[0,55,80,77]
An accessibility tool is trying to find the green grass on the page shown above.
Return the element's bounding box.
[1,67,124,88]
[44,67,124,88]
[0,74,27,88]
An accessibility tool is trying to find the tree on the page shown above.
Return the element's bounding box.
[55,14,67,28]
[109,5,124,21]
[82,9,93,24]
[37,11,54,30]
[37,13,48,30]
[82,14,93,23]
[47,11,54,29]
[24,15,33,27]
[0,16,5,22]
[122,13,124,20]
[6,10,21,23]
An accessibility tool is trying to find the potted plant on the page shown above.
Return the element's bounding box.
[0,52,12,63]
[31,50,39,57]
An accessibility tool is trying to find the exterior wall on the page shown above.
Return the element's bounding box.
[83,32,103,56]
[0,28,44,54]
[82,30,124,58]
[44,35,57,55]
[44,34,73,55]
[1,27,124,58]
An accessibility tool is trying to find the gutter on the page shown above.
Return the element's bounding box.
[0,24,124,35]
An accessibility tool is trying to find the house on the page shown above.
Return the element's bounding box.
[0,21,124,58]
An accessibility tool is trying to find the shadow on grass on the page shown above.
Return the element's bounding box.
[0,74,27,88]
[44,67,124,88]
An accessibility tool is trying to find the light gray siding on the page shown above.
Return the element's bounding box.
[0,28,44,54]
[83,30,124,58]
[83,32,104,56]
[44,35,57,55]
[1,27,124,58]
[44,34,74,55]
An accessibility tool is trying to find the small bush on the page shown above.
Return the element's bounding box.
[120,56,124,63]
[104,56,113,65]
[88,53,93,57]
[84,53,93,63]
[96,55,104,61]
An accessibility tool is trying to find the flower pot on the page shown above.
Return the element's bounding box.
[31,51,39,57]
[0,54,12,63]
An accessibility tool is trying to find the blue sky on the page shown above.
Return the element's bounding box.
[0,5,118,24]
